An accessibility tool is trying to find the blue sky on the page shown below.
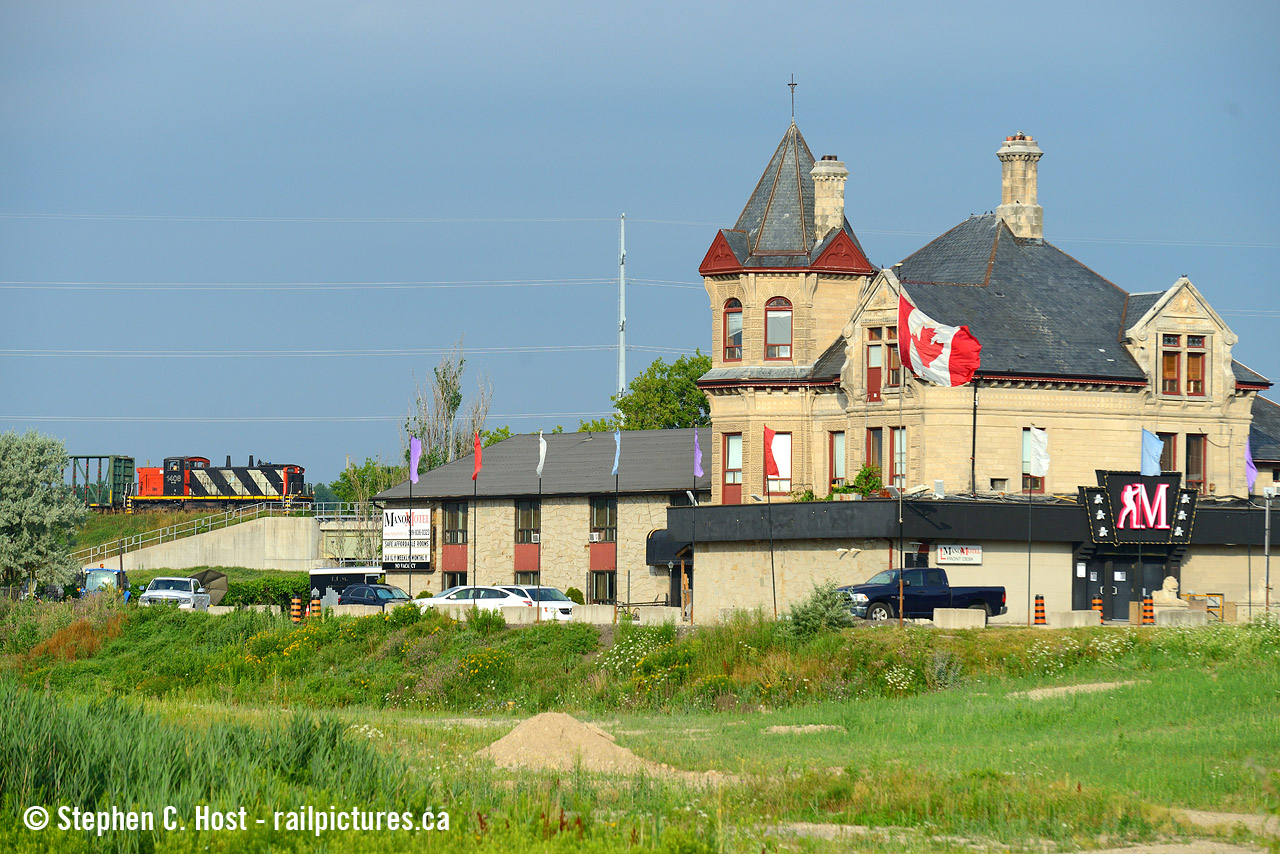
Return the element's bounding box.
[3,1,1277,485]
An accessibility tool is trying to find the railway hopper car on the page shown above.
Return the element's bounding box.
[133,455,308,509]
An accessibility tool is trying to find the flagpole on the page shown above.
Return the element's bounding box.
[898,365,905,629]
[536,473,542,622]
[472,477,478,587]
[970,375,980,497]
[408,468,413,597]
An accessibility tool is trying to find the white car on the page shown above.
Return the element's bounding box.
[416,585,533,613]
[138,577,211,610]
[501,585,576,622]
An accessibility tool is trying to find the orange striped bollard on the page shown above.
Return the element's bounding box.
[290,596,302,624]
[310,597,321,620]
[1034,594,1046,625]
[1091,596,1103,624]
[1142,597,1155,625]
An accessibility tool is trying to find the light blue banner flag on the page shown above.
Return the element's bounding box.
[612,429,621,477]
[1140,429,1163,476]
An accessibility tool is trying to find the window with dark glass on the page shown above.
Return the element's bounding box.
[590,496,617,542]
[866,427,883,472]
[1158,432,1176,473]
[515,499,540,544]
[1186,434,1207,493]
[515,571,539,586]
[765,297,792,359]
[723,298,743,361]
[590,571,617,604]
[443,501,468,545]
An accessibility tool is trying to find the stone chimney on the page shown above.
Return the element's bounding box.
[995,133,1044,239]
[810,154,848,246]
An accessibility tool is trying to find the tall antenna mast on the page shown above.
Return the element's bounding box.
[617,213,626,404]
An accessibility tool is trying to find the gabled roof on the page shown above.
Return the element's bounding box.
[699,123,874,275]
[375,428,712,501]
[895,214,1146,382]
[1234,360,1271,388]
[1251,396,1280,462]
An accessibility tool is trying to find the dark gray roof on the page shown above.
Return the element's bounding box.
[699,337,846,387]
[1233,360,1271,387]
[1121,292,1162,331]
[375,428,712,501]
[1251,396,1280,462]
[897,215,1146,382]
[812,336,847,380]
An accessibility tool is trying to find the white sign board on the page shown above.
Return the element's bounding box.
[936,544,982,565]
[382,508,432,566]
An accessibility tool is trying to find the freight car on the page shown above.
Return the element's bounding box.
[132,455,308,509]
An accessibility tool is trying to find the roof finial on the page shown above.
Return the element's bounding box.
[788,73,797,121]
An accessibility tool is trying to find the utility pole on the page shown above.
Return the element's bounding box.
[618,213,627,403]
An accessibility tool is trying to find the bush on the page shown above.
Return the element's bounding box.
[468,606,506,637]
[564,586,585,605]
[222,573,311,608]
[783,582,854,642]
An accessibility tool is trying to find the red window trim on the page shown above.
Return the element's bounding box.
[1161,350,1181,396]
[829,431,845,487]
[723,298,743,362]
[1185,434,1207,493]
[866,427,882,470]
[1186,351,1205,397]
[888,427,905,489]
[766,431,792,496]
[1157,432,1177,474]
[764,296,792,361]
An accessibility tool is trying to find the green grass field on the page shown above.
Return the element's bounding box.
[1,594,1277,853]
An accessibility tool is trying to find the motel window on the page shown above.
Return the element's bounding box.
[442,571,466,589]
[1021,428,1045,494]
[723,299,743,361]
[1161,334,1208,397]
[1186,434,1207,494]
[765,297,792,360]
[890,427,906,489]
[590,496,617,543]
[723,433,743,484]
[766,432,792,495]
[829,431,846,487]
[1158,432,1177,474]
[514,499,540,544]
[443,501,468,545]
[515,571,540,586]
[590,571,617,605]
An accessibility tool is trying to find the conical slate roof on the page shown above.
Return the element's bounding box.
[735,122,816,257]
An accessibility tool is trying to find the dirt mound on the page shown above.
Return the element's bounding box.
[477,712,652,774]
[765,724,846,735]
[1010,680,1141,700]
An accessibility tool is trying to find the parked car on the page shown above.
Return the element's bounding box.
[500,585,576,621]
[138,577,210,610]
[336,583,415,610]
[416,585,533,613]
[840,568,1007,623]
[80,567,131,602]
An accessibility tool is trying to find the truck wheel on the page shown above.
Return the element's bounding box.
[968,604,989,626]
[867,602,893,622]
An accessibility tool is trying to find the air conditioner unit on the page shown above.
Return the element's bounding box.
[529,533,540,544]
[588,532,602,543]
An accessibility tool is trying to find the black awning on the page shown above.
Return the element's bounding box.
[646,529,693,568]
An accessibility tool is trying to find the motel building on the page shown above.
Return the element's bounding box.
[378,125,1279,624]
[376,429,711,611]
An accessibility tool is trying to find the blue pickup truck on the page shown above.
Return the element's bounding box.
[839,568,1006,623]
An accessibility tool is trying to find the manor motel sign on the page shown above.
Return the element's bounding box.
[1079,472,1198,546]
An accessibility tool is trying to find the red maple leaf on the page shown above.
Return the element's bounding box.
[911,324,945,366]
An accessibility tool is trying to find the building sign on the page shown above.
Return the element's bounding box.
[382,508,432,572]
[1079,472,1197,545]
[937,544,982,565]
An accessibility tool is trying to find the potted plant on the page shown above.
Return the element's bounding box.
[849,464,883,499]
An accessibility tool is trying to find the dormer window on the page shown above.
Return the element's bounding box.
[723,299,743,361]
[1160,333,1207,397]
[765,297,792,360]
[865,325,899,402]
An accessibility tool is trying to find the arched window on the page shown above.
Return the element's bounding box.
[765,297,792,360]
[723,298,743,361]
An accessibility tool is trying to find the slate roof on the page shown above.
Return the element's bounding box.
[710,123,872,269]
[896,215,1146,382]
[1234,360,1271,387]
[1120,292,1162,330]
[1251,396,1280,462]
[375,428,712,501]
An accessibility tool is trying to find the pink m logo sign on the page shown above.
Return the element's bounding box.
[1115,483,1170,530]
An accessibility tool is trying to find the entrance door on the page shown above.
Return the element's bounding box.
[1104,561,1134,621]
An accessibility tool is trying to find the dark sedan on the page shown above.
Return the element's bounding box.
[337,583,414,610]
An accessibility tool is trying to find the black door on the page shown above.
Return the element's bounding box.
[1104,561,1134,621]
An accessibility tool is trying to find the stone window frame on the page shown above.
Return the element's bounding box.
[864,325,900,402]
[1159,332,1209,398]
[764,296,792,360]
[723,298,743,362]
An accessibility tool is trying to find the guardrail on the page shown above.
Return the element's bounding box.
[73,502,379,566]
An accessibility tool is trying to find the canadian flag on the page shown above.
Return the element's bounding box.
[897,292,982,387]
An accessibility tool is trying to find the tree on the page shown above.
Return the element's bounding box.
[585,351,712,431]
[403,339,493,477]
[0,431,88,589]
[330,456,403,564]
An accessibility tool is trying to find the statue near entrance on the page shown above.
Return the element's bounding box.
[1152,576,1189,608]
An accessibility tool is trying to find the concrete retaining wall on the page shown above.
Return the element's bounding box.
[329,604,385,617]
[1051,610,1101,628]
[575,604,619,625]
[1156,609,1210,627]
[934,608,986,629]
[114,518,326,572]
[636,607,682,626]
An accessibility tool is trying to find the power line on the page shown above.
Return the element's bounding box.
[0,411,616,424]
[0,343,696,359]
[0,277,705,291]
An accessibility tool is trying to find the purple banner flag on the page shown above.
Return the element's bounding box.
[409,436,422,484]
[693,428,704,478]
[1246,438,1258,492]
